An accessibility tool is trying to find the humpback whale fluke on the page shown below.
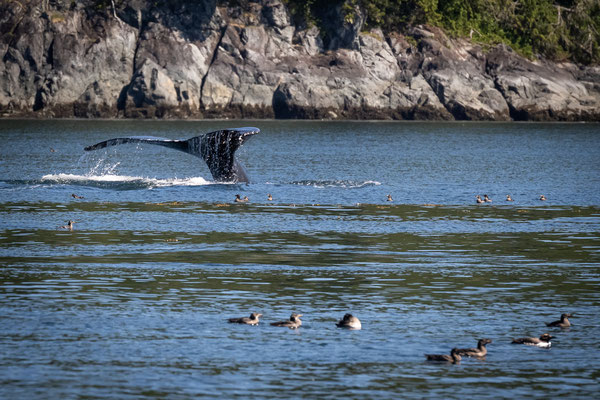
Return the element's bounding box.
[84,127,260,183]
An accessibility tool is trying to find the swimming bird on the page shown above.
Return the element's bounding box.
[456,338,492,358]
[234,194,249,203]
[228,312,263,325]
[71,193,84,199]
[387,194,393,202]
[512,333,553,348]
[476,195,484,204]
[506,195,514,201]
[484,194,492,202]
[425,348,461,363]
[546,313,573,328]
[540,195,547,201]
[335,313,362,330]
[59,220,76,231]
[267,194,273,201]
[270,313,302,329]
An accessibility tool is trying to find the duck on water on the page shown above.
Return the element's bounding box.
[228,312,263,325]
[455,338,492,358]
[59,220,76,231]
[546,313,573,328]
[512,333,553,348]
[270,313,302,329]
[335,314,362,330]
[425,348,462,363]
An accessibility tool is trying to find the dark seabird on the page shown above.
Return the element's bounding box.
[387,194,393,202]
[335,313,362,330]
[476,195,484,204]
[512,333,553,348]
[546,313,573,328]
[540,195,547,201]
[71,193,84,199]
[425,348,462,363]
[267,194,273,201]
[234,194,249,203]
[506,195,514,201]
[456,338,492,358]
[59,220,76,231]
[270,313,302,329]
[228,312,263,325]
[484,194,492,202]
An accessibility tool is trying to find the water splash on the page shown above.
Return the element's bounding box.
[77,148,124,177]
[62,145,212,189]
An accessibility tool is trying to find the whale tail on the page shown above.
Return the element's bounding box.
[84,127,259,183]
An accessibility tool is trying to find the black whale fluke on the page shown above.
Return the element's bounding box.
[84,127,260,183]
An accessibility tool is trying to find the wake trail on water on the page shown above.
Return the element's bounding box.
[290,180,381,189]
[39,173,212,189]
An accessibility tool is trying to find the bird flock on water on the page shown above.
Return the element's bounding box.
[59,189,567,363]
[60,191,550,231]
[226,312,572,363]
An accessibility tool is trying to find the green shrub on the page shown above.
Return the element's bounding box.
[281,0,599,64]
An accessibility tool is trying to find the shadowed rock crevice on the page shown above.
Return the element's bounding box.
[199,25,229,112]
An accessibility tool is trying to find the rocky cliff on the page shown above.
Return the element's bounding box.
[1,0,599,120]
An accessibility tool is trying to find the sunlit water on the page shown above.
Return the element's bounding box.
[1,120,599,399]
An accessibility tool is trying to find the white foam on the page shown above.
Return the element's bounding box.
[41,173,211,187]
[292,180,382,188]
[363,180,382,186]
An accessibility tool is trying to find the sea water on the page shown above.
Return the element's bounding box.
[1,120,599,398]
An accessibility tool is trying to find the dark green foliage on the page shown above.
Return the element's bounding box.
[282,0,599,64]
[283,0,323,28]
[354,0,433,29]
[434,0,600,63]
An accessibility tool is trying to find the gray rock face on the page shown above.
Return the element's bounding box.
[0,2,137,117]
[486,46,600,120]
[0,0,598,120]
[419,36,511,121]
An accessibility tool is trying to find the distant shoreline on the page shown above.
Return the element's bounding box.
[2,1,599,122]
[2,117,598,125]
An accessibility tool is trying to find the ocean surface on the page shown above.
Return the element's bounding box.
[1,119,599,399]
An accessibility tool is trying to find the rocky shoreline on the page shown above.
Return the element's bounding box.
[1,0,599,121]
